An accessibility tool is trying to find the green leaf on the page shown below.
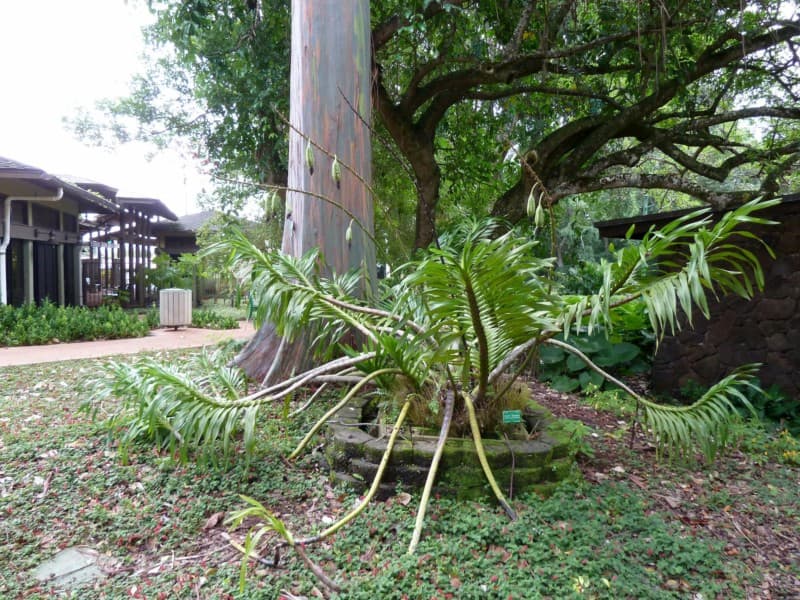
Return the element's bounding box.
[539,344,566,365]
[550,375,582,393]
[579,370,603,390]
[566,353,587,372]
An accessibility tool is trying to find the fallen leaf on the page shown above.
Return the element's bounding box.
[629,474,647,489]
[203,512,225,530]
[395,492,412,506]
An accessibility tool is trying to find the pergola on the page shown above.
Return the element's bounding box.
[78,189,178,307]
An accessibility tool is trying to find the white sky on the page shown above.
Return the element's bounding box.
[0,0,208,216]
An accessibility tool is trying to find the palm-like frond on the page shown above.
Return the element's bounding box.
[560,198,779,339]
[87,347,252,460]
[94,200,778,470]
[408,220,557,390]
[640,364,760,461]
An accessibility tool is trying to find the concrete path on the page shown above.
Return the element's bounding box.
[0,321,255,367]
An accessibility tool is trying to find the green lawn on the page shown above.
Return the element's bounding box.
[1,349,797,598]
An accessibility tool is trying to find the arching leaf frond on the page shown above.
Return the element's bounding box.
[640,364,761,462]
[559,198,779,340]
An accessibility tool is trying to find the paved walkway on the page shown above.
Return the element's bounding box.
[0,321,256,367]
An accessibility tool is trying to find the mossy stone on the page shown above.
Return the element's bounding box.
[325,398,580,500]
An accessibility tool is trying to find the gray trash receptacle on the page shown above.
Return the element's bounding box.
[159,288,192,328]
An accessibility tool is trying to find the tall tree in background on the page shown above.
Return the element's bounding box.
[72,1,800,251]
[235,0,374,382]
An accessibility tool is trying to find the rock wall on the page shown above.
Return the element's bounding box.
[652,203,800,398]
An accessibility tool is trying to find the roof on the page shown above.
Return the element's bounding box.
[0,155,118,214]
[1,156,182,220]
[595,194,800,239]
[0,156,48,178]
[150,210,217,235]
[60,175,119,202]
[117,197,179,221]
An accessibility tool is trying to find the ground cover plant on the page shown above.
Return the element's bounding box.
[0,301,150,347]
[1,351,798,597]
[198,299,249,323]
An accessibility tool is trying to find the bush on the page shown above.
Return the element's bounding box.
[538,299,654,393]
[556,261,605,294]
[145,307,160,329]
[191,309,239,330]
[0,301,150,346]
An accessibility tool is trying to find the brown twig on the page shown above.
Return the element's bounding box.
[35,471,54,501]
[294,544,341,594]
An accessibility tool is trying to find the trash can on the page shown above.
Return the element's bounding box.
[159,288,192,329]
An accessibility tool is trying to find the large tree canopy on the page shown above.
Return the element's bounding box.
[72,0,800,250]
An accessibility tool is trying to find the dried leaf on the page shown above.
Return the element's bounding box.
[203,512,225,530]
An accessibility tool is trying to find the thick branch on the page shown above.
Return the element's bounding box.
[565,21,800,172]
[372,1,467,50]
[504,0,537,57]
[551,173,758,208]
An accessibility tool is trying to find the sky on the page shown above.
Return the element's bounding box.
[0,0,208,216]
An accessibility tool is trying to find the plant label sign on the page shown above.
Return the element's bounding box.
[502,410,522,424]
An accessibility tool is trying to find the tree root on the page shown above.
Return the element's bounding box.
[408,390,455,554]
[463,393,517,521]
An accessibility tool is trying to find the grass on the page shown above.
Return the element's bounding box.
[1,349,798,598]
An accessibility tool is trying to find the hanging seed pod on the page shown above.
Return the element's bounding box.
[345,219,354,244]
[534,201,545,227]
[268,191,278,214]
[305,140,315,175]
[331,154,342,188]
[526,185,538,218]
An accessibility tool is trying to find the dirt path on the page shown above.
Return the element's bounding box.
[0,321,255,366]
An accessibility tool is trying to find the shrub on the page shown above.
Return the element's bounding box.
[538,328,648,392]
[556,261,605,294]
[538,298,653,393]
[0,301,149,346]
[192,309,239,329]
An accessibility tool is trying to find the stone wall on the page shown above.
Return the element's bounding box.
[325,398,577,500]
[652,202,800,398]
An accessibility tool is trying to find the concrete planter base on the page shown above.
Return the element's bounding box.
[325,397,578,500]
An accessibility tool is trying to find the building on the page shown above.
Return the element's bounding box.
[150,210,217,258]
[1,157,117,306]
[1,156,179,307]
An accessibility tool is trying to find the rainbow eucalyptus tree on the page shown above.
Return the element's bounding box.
[234,0,375,382]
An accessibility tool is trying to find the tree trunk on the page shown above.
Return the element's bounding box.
[235,0,374,383]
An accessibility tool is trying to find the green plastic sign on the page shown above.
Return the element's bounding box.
[502,410,522,424]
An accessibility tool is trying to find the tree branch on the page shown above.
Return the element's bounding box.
[551,173,758,208]
[372,1,467,50]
